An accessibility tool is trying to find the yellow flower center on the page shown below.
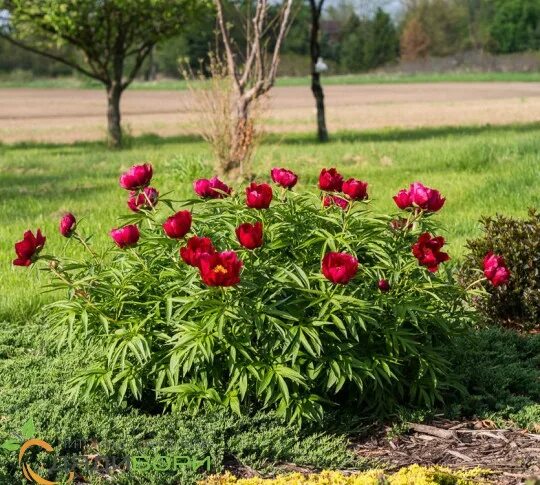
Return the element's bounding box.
[213,264,228,274]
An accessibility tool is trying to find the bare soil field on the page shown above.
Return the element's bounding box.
[1,82,540,143]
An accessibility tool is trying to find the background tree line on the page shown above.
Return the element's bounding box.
[1,0,539,80]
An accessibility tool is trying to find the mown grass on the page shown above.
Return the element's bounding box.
[1,123,539,318]
[2,70,540,90]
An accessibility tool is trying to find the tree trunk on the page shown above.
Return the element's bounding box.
[223,97,254,179]
[144,46,157,81]
[311,72,328,142]
[107,83,123,148]
[309,1,328,142]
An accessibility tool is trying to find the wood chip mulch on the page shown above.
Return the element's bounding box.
[352,419,540,484]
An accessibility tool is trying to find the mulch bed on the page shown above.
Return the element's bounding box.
[353,419,540,484]
[226,419,539,484]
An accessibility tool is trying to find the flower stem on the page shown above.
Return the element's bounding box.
[465,276,487,291]
[74,232,98,259]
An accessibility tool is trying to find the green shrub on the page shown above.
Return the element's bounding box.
[461,209,540,330]
[17,166,475,423]
[442,327,540,429]
[0,320,360,484]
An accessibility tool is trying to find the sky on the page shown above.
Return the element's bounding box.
[325,0,404,20]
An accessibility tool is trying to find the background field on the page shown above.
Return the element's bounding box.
[2,81,540,143]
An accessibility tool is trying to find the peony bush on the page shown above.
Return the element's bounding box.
[13,165,506,422]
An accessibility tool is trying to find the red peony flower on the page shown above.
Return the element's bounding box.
[412,232,450,272]
[393,182,445,212]
[323,195,349,210]
[342,178,368,200]
[180,236,216,267]
[271,168,298,189]
[59,213,76,237]
[13,229,46,267]
[393,189,411,210]
[163,210,192,239]
[318,168,343,192]
[321,252,358,284]
[119,163,153,190]
[483,252,511,287]
[378,279,390,292]
[127,187,159,212]
[193,176,231,199]
[236,222,263,250]
[245,182,273,209]
[198,251,243,287]
[110,225,140,249]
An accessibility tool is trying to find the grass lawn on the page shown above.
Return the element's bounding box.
[1,123,539,483]
[2,71,540,90]
[1,123,539,317]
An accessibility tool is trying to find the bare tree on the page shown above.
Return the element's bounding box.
[308,0,328,142]
[214,0,293,177]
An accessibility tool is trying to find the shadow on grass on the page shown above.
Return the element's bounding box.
[276,121,540,145]
[2,122,540,153]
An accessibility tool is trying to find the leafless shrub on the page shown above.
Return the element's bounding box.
[182,53,264,180]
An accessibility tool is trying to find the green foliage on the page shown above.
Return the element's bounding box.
[400,0,469,57]
[155,11,216,78]
[461,209,540,330]
[339,10,399,72]
[442,327,540,429]
[488,0,540,53]
[0,319,360,483]
[1,0,202,85]
[364,9,399,69]
[43,177,473,423]
[224,414,359,474]
[0,38,73,75]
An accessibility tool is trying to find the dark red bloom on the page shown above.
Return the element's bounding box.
[323,195,348,210]
[342,178,368,200]
[318,168,343,192]
[271,168,298,189]
[199,251,243,287]
[163,210,192,239]
[393,182,445,212]
[245,182,273,209]
[483,252,511,287]
[412,232,450,272]
[119,163,153,190]
[236,222,263,250]
[193,177,231,199]
[110,225,139,249]
[13,229,46,267]
[127,187,159,212]
[321,252,358,284]
[378,279,390,292]
[59,213,76,237]
[393,189,410,210]
[180,236,216,267]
